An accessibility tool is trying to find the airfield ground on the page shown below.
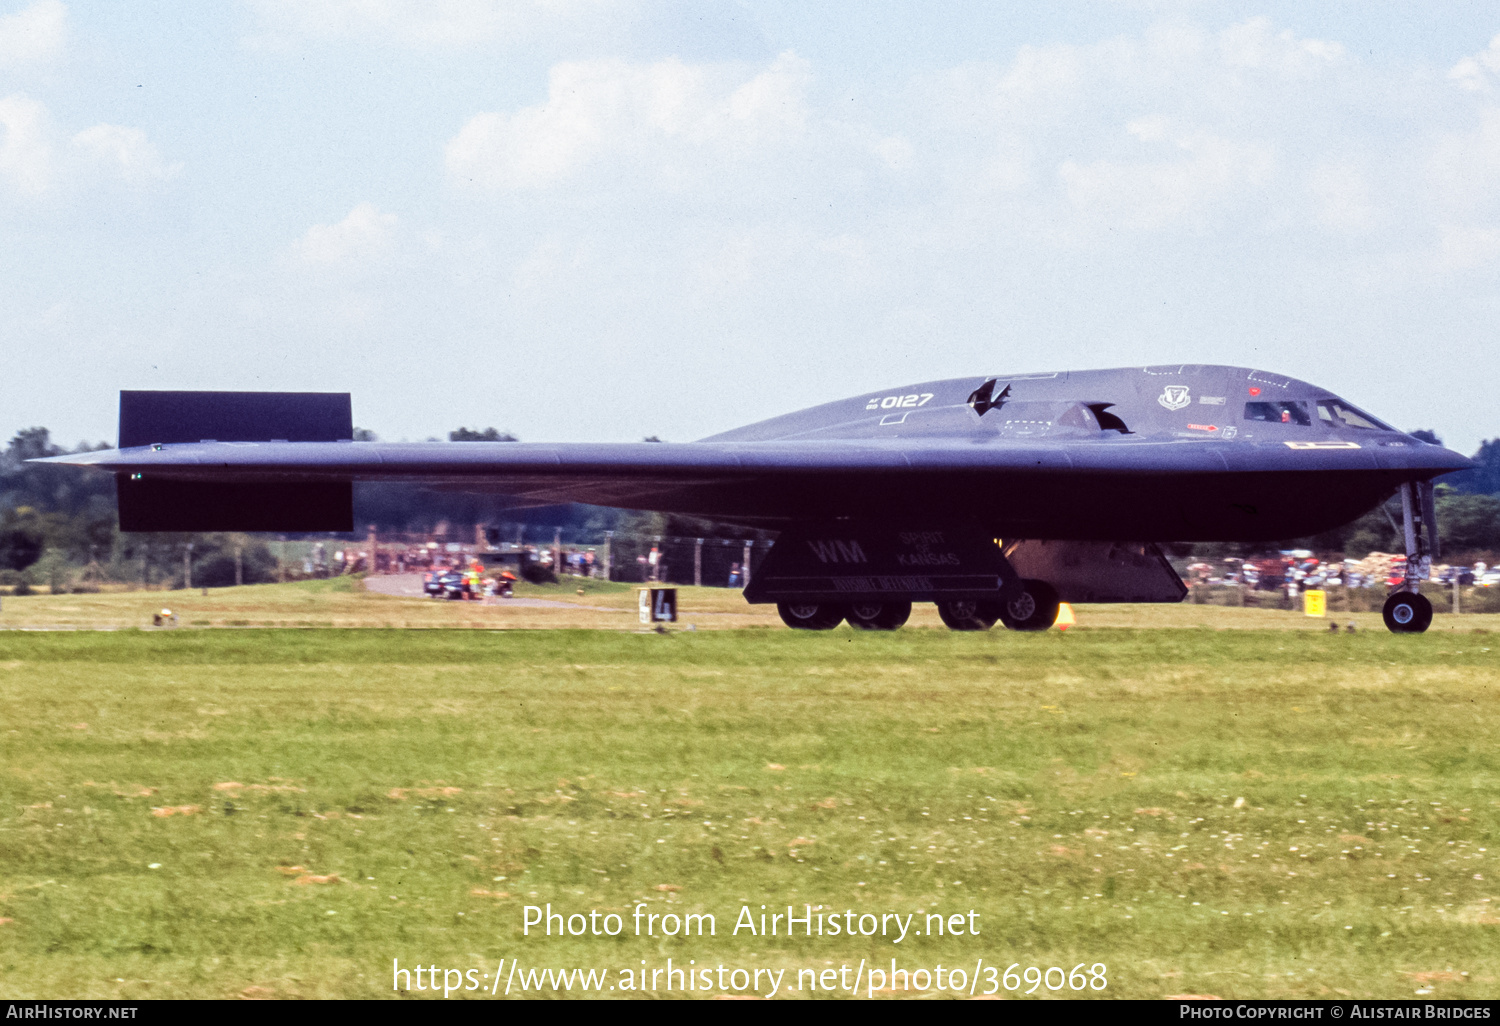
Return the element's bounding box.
[0,580,1497,999]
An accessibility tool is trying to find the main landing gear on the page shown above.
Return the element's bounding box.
[777,580,1059,632]
[845,600,913,630]
[935,599,999,631]
[776,600,911,631]
[934,580,1059,632]
[999,580,1060,631]
[775,602,846,630]
[1383,480,1438,634]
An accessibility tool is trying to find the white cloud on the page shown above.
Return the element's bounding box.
[245,0,614,49]
[0,96,181,196]
[0,92,51,193]
[1059,130,1276,231]
[1449,35,1500,93]
[437,18,1366,242]
[72,124,180,183]
[446,52,812,191]
[0,0,65,68]
[291,203,398,265]
[430,13,1500,276]
[1216,16,1344,74]
[899,17,1381,244]
[965,19,1343,131]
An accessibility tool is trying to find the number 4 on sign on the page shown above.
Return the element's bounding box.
[654,590,675,622]
[639,588,678,624]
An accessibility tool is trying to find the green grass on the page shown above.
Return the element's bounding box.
[1,627,1498,999]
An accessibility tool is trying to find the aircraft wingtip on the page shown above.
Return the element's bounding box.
[26,451,118,466]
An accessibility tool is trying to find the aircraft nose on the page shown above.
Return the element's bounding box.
[1431,445,1478,472]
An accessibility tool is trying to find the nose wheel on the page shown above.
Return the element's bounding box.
[1382,591,1432,633]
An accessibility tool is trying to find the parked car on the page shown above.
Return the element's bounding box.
[426,569,469,599]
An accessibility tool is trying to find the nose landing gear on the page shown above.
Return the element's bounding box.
[1384,480,1439,634]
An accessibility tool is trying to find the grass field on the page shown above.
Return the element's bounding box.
[1,582,1498,1000]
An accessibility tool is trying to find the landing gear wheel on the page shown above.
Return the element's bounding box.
[998,580,1061,632]
[937,599,1000,631]
[845,600,912,631]
[1382,591,1432,634]
[777,602,845,630]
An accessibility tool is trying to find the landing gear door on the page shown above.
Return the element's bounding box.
[744,524,1021,605]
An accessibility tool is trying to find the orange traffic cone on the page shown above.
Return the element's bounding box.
[1053,602,1076,631]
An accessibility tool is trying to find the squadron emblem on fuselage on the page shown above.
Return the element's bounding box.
[1157,385,1191,411]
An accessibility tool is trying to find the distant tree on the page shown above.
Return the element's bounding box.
[1,428,115,520]
[191,534,280,587]
[1410,429,1442,446]
[1305,488,1500,558]
[1339,504,1400,558]
[352,427,378,442]
[1445,438,1500,495]
[642,435,663,443]
[0,506,46,572]
[449,427,517,442]
[1435,492,1500,553]
[3,427,58,463]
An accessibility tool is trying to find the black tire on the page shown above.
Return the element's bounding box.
[845,600,912,631]
[936,599,999,631]
[777,602,845,630]
[998,579,1061,632]
[1382,591,1432,633]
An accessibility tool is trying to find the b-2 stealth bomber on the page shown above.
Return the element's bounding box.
[40,364,1472,633]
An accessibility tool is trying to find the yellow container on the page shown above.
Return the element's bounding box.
[1303,589,1326,617]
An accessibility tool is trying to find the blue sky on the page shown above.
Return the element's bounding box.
[5,1,1500,451]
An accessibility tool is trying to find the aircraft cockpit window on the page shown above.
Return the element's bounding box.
[1317,399,1391,431]
[1244,401,1311,426]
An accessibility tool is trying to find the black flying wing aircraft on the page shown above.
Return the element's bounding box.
[40,365,1472,633]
